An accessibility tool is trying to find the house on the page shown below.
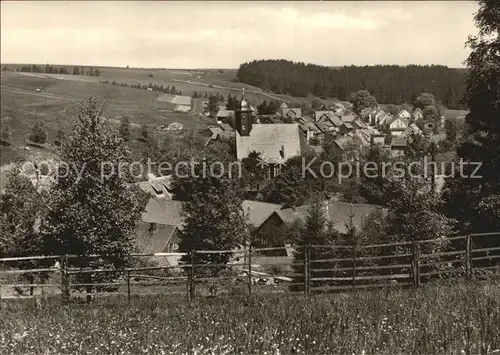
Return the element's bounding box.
[387,117,409,136]
[412,108,423,121]
[156,94,192,111]
[352,119,368,130]
[281,108,302,121]
[397,109,412,119]
[332,135,365,160]
[360,107,378,121]
[255,201,383,246]
[339,112,360,126]
[390,136,408,158]
[136,175,173,199]
[405,123,423,136]
[339,122,355,135]
[280,102,288,110]
[216,109,235,120]
[242,200,284,230]
[136,198,184,255]
[236,123,306,164]
[369,109,391,126]
[315,111,343,132]
[354,129,372,147]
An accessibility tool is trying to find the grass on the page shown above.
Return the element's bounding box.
[1,280,499,354]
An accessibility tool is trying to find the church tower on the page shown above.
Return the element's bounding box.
[235,88,252,136]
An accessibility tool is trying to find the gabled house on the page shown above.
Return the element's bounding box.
[136,198,184,255]
[280,102,288,110]
[404,123,423,136]
[360,107,378,121]
[339,112,360,124]
[339,122,355,135]
[255,201,383,247]
[369,109,391,126]
[412,108,423,121]
[236,124,305,167]
[216,109,235,120]
[281,108,302,121]
[397,109,412,119]
[387,117,409,136]
[315,111,343,132]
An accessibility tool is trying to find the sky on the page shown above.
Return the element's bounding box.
[1,1,479,69]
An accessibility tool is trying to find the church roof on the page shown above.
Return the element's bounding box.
[236,124,304,163]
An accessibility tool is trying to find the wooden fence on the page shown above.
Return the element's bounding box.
[1,232,500,305]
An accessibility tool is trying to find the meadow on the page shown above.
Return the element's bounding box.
[1,280,499,354]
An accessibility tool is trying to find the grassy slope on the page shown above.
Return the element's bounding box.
[1,280,499,354]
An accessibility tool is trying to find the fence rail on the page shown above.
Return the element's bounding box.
[1,232,500,305]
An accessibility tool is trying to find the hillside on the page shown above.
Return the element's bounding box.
[236,60,468,109]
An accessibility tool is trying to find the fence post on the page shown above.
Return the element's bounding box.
[248,245,252,296]
[303,245,310,296]
[352,244,356,290]
[466,234,472,280]
[189,249,195,301]
[61,255,69,305]
[412,242,421,287]
[127,270,131,305]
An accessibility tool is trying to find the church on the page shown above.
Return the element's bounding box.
[234,90,306,177]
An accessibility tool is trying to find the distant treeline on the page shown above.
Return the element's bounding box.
[102,80,183,96]
[2,64,101,77]
[236,60,467,109]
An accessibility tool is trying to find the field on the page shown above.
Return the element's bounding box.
[0,67,300,166]
[1,280,499,354]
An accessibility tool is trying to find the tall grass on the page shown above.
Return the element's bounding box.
[1,280,499,354]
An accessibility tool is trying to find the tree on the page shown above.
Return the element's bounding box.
[386,175,456,256]
[55,127,65,146]
[208,94,219,117]
[444,0,500,235]
[119,116,130,141]
[140,124,149,141]
[0,168,48,294]
[29,121,48,144]
[291,197,341,291]
[40,96,147,298]
[443,119,458,150]
[175,156,249,275]
[349,90,378,115]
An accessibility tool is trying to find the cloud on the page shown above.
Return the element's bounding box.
[278,6,391,31]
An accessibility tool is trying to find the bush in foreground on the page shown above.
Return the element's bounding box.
[1,280,499,354]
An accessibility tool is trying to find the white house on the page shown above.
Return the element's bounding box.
[412,108,424,121]
[397,109,412,119]
[388,117,409,137]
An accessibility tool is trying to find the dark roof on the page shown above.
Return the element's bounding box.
[242,200,283,228]
[282,108,302,118]
[136,222,177,254]
[275,201,383,234]
[142,198,184,226]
